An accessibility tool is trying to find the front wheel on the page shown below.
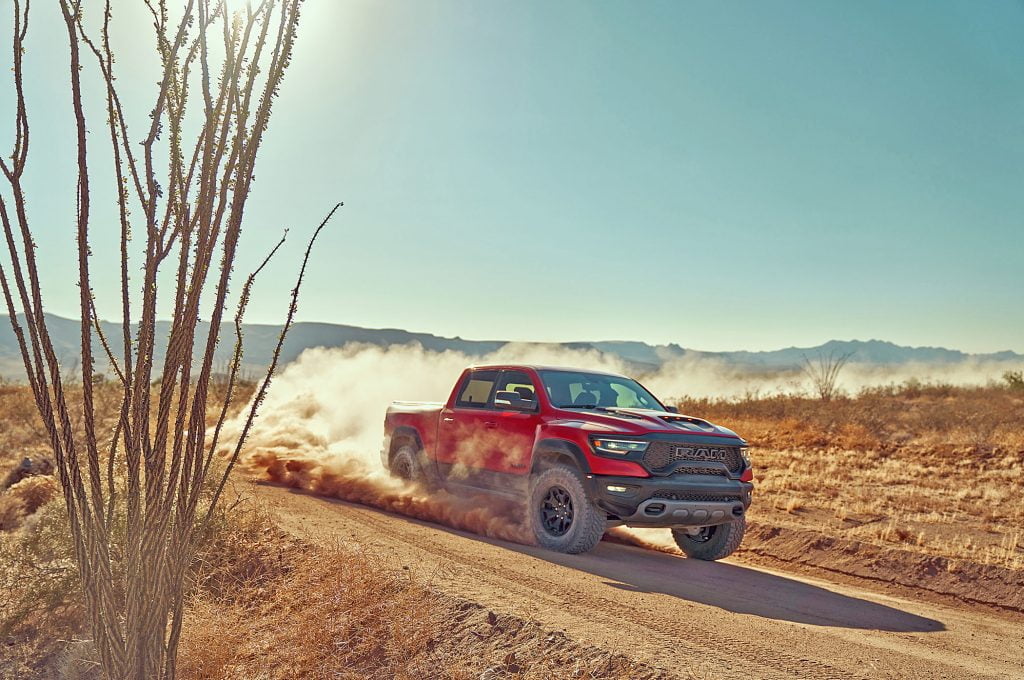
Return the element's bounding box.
[672,516,746,561]
[528,465,605,554]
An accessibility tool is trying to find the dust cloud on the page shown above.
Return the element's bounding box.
[604,527,681,554]
[216,341,1020,547]
[645,356,1023,402]
[215,342,632,545]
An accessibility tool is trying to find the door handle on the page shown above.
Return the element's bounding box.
[484,421,498,428]
[443,417,455,423]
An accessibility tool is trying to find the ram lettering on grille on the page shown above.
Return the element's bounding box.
[642,442,743,474]
[673,446,729,461]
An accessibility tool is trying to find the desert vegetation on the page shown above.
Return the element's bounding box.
[800,350,854,402]
[677,380,1024,570]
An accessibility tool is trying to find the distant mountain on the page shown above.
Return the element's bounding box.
[682,339,1020,368]
[0,314,1020,379]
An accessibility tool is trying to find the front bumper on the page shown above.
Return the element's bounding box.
[588,473,753,528]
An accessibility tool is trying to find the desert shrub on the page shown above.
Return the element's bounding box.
[0,499,81,639]
[0,475,59,530]
[189,504,303,602]
[1004,370,1024,391]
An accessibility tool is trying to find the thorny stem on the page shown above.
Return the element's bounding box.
[0,1,334,678]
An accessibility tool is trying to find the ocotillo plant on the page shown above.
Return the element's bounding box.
[0,1,337,677]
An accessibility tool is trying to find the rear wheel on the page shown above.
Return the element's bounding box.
[671,516,746,561]
[528,465,605,554]
[390,444,422,482]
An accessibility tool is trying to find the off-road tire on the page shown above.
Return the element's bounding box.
[671,516,746,561]
[528,464,605,554]
[390,444,422,482]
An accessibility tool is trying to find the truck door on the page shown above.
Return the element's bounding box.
[485,370,541,484]
[435,369,501,486]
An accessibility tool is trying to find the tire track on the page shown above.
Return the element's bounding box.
[341,504,868,679]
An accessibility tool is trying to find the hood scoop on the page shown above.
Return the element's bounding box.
[659,414,718,433]
[596,408,644,420]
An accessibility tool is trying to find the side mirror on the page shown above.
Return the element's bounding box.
[494,390,537,411]
[664,405,679,414]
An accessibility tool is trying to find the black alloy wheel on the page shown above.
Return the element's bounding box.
[540,485,574,536]
[527,464,605,554]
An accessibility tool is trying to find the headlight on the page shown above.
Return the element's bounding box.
[740,447,751,467]
[591,438,648,455]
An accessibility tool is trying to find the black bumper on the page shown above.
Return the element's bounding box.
[588,473,753,528]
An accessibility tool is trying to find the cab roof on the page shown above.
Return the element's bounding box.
[466,364,628,378]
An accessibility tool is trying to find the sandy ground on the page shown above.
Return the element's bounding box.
[244,480,1024,680]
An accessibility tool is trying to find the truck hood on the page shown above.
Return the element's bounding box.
[555,407,744,441]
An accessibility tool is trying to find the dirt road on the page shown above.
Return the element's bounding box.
[247,481,1024,680]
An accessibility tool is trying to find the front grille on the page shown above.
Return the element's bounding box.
[643,442,743,474]
[652,491,741,503]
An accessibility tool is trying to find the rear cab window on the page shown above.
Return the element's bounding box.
[455,370,499,408]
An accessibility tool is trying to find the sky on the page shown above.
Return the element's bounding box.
[0,0,1022,353]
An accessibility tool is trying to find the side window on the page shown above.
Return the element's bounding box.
[456,370,498,408]
[494,370,539,410]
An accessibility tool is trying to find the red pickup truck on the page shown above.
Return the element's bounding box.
[382,365,753,558]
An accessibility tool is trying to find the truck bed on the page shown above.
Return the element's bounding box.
[383,401,444,468]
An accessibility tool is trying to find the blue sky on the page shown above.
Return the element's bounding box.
[1,1,1022,353]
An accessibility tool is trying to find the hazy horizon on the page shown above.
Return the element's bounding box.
[4,311,1021,357]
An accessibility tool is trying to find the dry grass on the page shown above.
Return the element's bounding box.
[0,379,253,478]
[677,382,1024,456]
[180,509,453,679]
[748,445,1023,569]
[677,383,1024,570]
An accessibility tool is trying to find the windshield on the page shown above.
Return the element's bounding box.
[538,370,665,410]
